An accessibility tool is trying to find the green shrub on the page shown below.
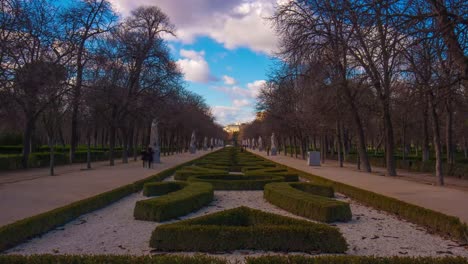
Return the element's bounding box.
[150,206,347,253]
[246,256,468,264]
[0,149,223,252]
[143,181,187,197]
[134,182,213,222]
[0,254,228,264]
[249,152,468,243]
[174,166,227,181]
[188,174,285,190]
[264,182,351,222]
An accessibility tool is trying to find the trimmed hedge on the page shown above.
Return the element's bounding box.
[0,150,124,170]
[0,255,227,264]
[0,149,223,252]
[187,174,286,190]
[150,206,347,253]
[143,181,187,197]
[264,182,352,222]
[246,256,468,264]
[174,166,227,181]
[249,151,468,243]
[134,182,214,222]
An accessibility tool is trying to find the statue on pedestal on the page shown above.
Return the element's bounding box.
[258,136,263,151]
[189,131,196,154]
[271,133,277,156]
[203,137,208,151]
[150,120,161,163]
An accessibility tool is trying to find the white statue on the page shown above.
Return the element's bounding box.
[203,137,208,151]
[189,131,196,154]
[271,133,277,156]
[258,136,263,151]
[150,120,161,163]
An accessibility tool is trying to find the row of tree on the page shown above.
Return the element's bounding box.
[241,0,468,185]
[0,0,226,171]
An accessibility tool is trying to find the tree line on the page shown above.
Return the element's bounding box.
[0,0,225,171]
[241,0,468,185]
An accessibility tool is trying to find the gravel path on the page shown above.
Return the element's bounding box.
[7,179,467,261]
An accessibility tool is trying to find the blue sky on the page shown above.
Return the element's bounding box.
[110,0,281,125]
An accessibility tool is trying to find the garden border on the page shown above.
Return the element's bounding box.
[0,149,223,252]
[249,151,468,243]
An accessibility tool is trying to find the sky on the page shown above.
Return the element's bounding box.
[109,0,283,126]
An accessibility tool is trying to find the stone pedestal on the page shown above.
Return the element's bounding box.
[271,147,277,156]
[153,146,160,163]
[308,151,321,166]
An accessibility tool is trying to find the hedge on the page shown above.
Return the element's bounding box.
[0,255,227,264]
[0,149,223,252]
[143,181,187,197]
[150,206,347,253]
[0,150,124,170]
[249,151,468,243]
[264,182,352,222]
[174,166,227,181]
[134,182,213,222]
[246,256,468,264]
[187,174,286,190]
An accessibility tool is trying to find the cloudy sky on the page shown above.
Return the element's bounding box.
[109,0,281,125]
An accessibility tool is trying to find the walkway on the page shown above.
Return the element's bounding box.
[249,149,468,224]
[0,150,214,227]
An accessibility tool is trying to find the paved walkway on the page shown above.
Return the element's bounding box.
[250,149,468,224]
[0,150,215,227]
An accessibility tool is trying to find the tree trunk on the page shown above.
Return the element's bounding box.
[336,120,344,167]
[429,94,444,185]
[422,105,430,162]
[383,103,397,176]
[463,136,467,159]
[345,93,371,172]
[22,118,35,169]
[49,137,55,176]
[109,125,116,166]
[445,101,454,166]
[87,134,91,169]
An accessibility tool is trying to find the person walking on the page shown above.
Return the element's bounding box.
[147,147,154,169]
[210,145,213,151]
[267,145,270,156]
[141,149,148,168]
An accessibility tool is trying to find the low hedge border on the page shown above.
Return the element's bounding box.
[246,256,468,264]
[264,182,352,222]
[134,182,214,222]
[249,151,468,243]
[174,166,227,181]
[150,206,347,253]
[0,149,223,252]
[0,255,227,264]
[187,174,286,190]
[143,181,187,197]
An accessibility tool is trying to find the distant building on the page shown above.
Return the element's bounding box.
[224,123,241,133]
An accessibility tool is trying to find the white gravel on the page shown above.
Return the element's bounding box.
[6,178,468,261]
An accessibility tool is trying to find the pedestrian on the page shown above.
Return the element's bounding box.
[210,145,213,151]
[147,146,154,169]
[267,146,270,156]
[141,149,148,168]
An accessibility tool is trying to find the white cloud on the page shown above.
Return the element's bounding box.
[176,49,213,83]
[233,99,250,107]
[210,79,266,125]
[211,105,255,125]
[222,75,237,85]
[108,0,280,54]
